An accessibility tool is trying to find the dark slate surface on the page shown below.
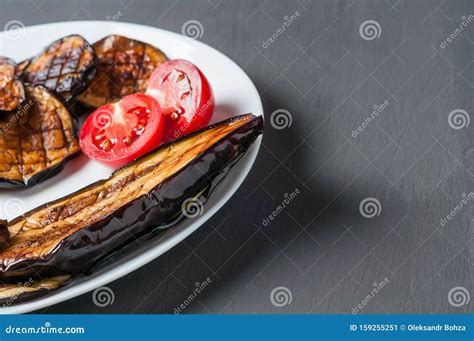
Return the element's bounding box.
[0,0,473,314]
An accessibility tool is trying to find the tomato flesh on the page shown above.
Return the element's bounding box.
[146,59,214,141]
[80,93,164,167]
[158,69,193,117]
[92,105,150,152]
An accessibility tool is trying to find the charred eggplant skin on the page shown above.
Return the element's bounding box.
[0,220,8,245]
[0,115,263,279]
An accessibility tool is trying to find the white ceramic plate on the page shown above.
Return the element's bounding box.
[0,21,263,313]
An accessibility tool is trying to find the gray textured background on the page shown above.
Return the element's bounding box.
[1,0,473,314]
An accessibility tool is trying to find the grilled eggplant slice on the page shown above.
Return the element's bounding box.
[0,114,263,279]
[22,35,96,103]
[0,57,25,113]
[79,35,167,108]
[0,85,80,188]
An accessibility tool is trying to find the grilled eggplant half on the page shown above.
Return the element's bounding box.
[0,114,263,280]
[79,35,167,108]
[0,85,80,188]
[0,57,25,113]
[21,35,96,103]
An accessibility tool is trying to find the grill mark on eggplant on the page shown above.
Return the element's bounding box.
[51,95,69,163]
[135,43,148,93]
[38,103,50,165]
[0,85,80,187]
[79,35,167,108]
[0,114,263,280]
[21,35,96,103]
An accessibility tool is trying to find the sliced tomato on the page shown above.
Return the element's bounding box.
[146,59,214,141]
[80,93,164,167]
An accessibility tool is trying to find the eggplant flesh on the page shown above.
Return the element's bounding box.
[21,35,96,103]
[15,59,30,78]
[0,275,70,305]
[0,85,80,188]
[0,57,25,113]
[0,114,263,280]
[79,34,167,108]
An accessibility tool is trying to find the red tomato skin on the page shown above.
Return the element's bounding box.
[80,93,164,167]
[146,59,215,142]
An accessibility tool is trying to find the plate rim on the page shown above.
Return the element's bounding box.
[0,20,263,314]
